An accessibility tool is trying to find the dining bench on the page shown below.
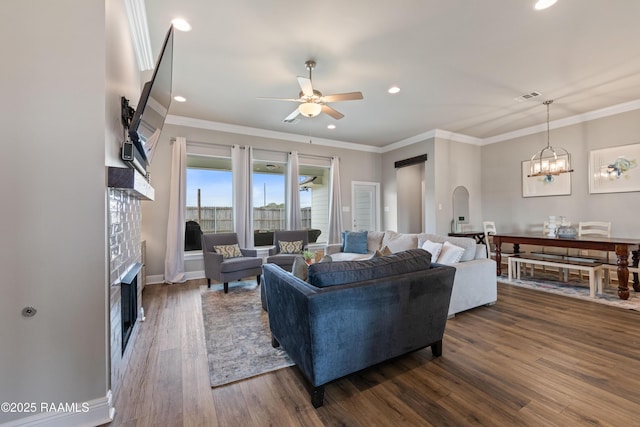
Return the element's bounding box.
[508,253,604,297]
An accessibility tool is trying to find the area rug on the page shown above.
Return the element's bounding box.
[498,274,640,311]
[201,282,294,387]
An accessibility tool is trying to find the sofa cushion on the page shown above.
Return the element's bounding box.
[342,231,369,254]
[307,248,432,288]
[437,241,465,264]
[367,231,385,252]
[329,252,373,262]
[418,233,476,262]
[381,230,419,253]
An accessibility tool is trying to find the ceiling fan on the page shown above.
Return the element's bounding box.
[258,60,363,122]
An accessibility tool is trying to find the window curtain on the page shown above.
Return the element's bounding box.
[286,150,301,230]
[164,136,186,284]
[232,145,254,247]
[327,156,343,244]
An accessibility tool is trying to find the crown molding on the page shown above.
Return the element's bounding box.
[124,0,154,71]
[167,98,640,153]
[481,99,640,145]
[165,115,382,153]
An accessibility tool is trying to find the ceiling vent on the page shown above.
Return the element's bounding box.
[514,91,542,102]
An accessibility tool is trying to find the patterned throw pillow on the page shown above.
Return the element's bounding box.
[213,244,242,259]
[279,240,303,254]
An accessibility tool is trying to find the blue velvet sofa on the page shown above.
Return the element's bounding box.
[262,249,456,407]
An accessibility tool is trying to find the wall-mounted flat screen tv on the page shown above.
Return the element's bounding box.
[128,25,174,165]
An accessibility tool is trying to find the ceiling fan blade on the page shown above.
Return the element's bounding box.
[322,92,364,102]
[256,96,301,102]
[283,108,300,122]
[297,76,314,97]
[321,104,344,120]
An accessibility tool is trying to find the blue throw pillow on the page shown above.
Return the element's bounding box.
[343,230,368,254]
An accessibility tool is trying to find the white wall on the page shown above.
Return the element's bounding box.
[481,108,640,235]
[0,0,110,424]
[396,163,424,233]
[433,138,483,234]
[381,137,482,236]
[142,122,382,279]
[381,140,432,231]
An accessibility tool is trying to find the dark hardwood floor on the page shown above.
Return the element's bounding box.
[107,280,640,426]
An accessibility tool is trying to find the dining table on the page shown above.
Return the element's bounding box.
[493,233,640,300]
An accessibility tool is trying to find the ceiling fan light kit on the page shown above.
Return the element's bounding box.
[299,102,322,117]
[258,59,363,122]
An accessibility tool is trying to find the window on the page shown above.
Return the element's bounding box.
[299,164,330,243]
[253,160,286,232]
[183,146,331,249]
[185,155,232,251]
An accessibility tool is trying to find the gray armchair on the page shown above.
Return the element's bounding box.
[266,230,310,272]
[201,233,262,293]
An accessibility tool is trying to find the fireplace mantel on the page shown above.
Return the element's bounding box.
[107,167,154,200]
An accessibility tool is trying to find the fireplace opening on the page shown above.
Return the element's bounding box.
[121,263,142,355]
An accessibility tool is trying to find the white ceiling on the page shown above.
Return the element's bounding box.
[142,0,640,148]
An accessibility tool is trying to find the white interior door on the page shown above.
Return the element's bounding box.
[352,181,380,231]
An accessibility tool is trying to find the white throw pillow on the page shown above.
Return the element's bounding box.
[421,240,443,262]
[437,241,465,265]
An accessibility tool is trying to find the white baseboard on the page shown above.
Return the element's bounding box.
[146,270,205,285]
[1,390,114,427]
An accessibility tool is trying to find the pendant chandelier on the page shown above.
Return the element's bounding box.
[528,100,574,178]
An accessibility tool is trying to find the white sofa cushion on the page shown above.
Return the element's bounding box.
[381,230,418,253]
[329,252,374,262]
[367,231,385,252]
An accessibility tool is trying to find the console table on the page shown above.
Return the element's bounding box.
[448,231,486,245]
[493,233,640,300]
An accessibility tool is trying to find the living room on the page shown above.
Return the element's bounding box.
[2,0,640,426]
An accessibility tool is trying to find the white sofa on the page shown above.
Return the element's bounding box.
[325,230,497,316]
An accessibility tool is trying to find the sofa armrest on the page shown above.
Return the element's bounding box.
[325,243,343,256]
[241,248,258,257]
[262,264,318,377]
[203,251,224,278]
[474,244,488,259]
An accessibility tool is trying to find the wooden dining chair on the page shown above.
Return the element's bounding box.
[576,221,639,293]
[576,221,611,282]
[483,221,518,271]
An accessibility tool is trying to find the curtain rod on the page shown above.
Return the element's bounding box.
[170,137,333,160]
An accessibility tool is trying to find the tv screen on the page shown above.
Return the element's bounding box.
[128,25,174,164]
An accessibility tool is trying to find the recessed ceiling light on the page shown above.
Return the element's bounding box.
[534,0,557,10]
[173,95,186,102]
[388,86,401,94]
[171,18,192,31]
[327,124,336,130]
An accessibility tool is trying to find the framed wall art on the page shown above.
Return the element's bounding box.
[522,155,571,197]
[589,143,640,194]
